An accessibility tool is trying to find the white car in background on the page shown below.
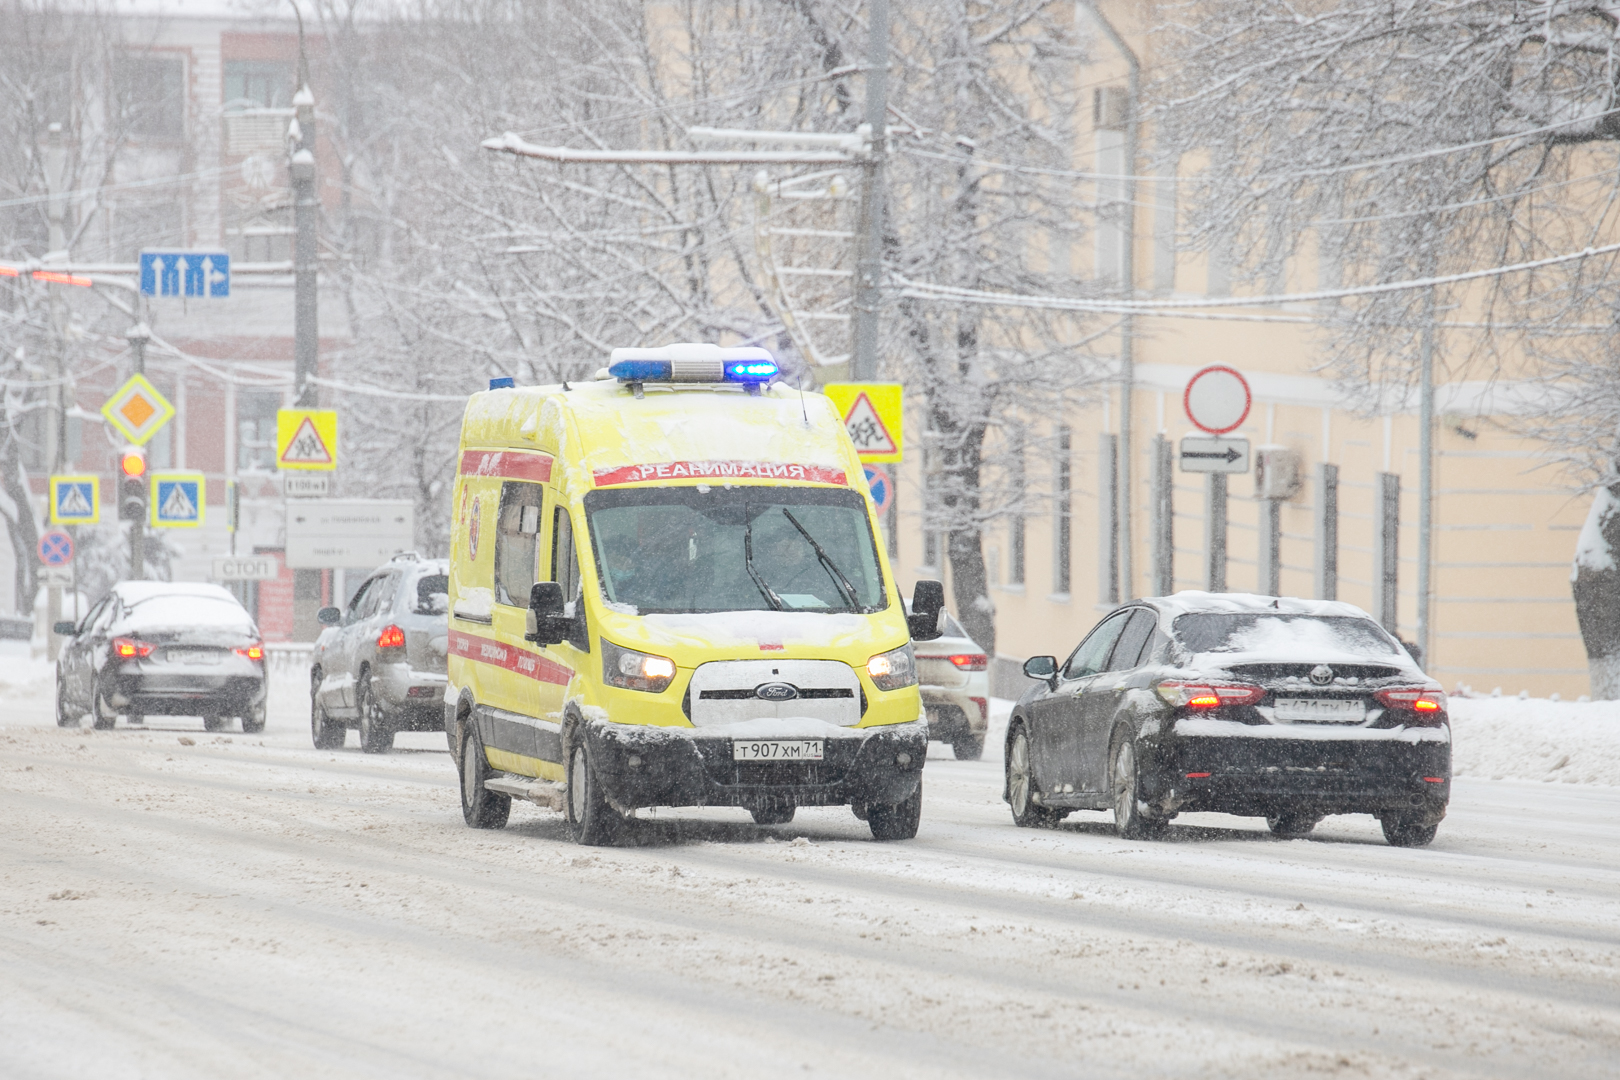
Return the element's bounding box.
[913,609,991,760]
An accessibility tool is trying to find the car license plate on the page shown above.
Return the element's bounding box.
[1273,697,1364,723]
[169,648,222,665]
[732,739,824,762]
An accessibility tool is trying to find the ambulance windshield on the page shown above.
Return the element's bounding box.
[584,486,887,615]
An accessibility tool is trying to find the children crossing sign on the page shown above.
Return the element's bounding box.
[150,472,205,528]
[50,475,99,524]
[276,409,338,471]
[821,383,903,464]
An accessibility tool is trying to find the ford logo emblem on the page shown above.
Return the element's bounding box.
[755,682,799,702]
[1309,664,1334,686]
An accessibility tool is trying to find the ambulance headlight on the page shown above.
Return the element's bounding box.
[866,643,917,691]
[602,639,677,693]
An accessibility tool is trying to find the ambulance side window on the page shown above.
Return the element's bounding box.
[551,506,590,651]
[494,482,544,607]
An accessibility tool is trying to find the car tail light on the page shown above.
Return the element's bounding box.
[377,624,406,650]
[233,642,264,662]
[949,653,988,671]
[1155,680,1264,708]
[969,696,988,722]
[111,636,153,659]
[1374,687,1447,714]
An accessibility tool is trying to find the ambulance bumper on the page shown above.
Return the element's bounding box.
[583,718,928,811]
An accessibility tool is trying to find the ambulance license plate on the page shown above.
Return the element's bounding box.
[1273,698,1365,723]
[732,739,824,762]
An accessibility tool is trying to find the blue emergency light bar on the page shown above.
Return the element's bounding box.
[607,344,778,385]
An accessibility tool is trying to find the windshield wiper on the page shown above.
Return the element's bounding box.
[781,508,861,611]
[743,508,785,611]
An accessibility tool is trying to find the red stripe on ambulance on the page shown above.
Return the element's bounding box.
[449,629,571,685]
[458,450,553,483]
[592,460,848,487]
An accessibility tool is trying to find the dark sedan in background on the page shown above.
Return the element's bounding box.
[1006,593,1450,847]
[56,581,267,732]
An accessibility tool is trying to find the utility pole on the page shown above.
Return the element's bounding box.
[850,0,889,382]
[126,323,150,580]
[1087,4,1140,600]
[290,76,322,639]
[42,121,70,659]
[1416,286,1436,667]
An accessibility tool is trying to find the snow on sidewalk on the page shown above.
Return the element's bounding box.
[1451,697,1620,787]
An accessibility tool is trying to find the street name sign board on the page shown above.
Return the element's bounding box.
[284,474,330,498]
[101,374,175,445]
[151,472,205,527]
[41,566,74,587]
[285,499,414,569]
[276,409,338,471]
[1184,365,1252,435]
[140,250,230,297]
[213,555,279,581]
[38,530,74,566]
[50,475,99,524]
[822,383,903,463]
[1180,436,1250,474]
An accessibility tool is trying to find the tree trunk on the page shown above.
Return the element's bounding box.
[932,398,995,657]
[0,431,38,616]
[1572,484,1620,699]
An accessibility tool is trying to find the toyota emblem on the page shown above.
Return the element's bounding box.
[1309,664,1334,686]
[755,682,799,702]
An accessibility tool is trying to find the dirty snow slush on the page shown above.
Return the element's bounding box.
[1,687,1618,1079]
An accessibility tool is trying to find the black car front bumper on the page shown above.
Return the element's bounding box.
[1145,720,1451,822]
[582,718,928,812]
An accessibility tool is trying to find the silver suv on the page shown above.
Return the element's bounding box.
[310,553,449,752]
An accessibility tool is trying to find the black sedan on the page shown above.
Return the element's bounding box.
[1006,594,1450,847]
[56,581,267,732]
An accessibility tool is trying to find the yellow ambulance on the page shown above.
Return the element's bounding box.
[445,344,944,845]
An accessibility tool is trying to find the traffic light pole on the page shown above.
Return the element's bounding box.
[126,325,150,580]
[290,84,323,640]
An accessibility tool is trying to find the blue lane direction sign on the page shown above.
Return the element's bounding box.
[151,472,205,528]
[863,465,893,516]
[38,530,74,566]
[139,250,230,298]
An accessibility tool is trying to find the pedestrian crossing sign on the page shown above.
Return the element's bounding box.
[50,475,99,524]
[150,472,205,528]
[820,383,903,463]
[276,409,338,471]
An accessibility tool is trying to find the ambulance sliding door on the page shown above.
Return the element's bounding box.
[489,480,546,764]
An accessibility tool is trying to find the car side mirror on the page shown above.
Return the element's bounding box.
[1023,654,1059,689]
[317,606,342,626]
[908,579,945,641]
[53,620,77,636]
[525,581,570,645]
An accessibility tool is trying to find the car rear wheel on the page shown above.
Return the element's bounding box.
[1111,734,1168,840]
[241,702,266,734]
[749,806,795,825]
[91,680,117,730]
[566,741,625,846]
[1006,724,1061,827]
[1380,813,1439,848]
[1266,811,1321,839]
[952,734,985,761]
[357,676,394,754]
[868,780,922,841]
[310,673,345,749]
[202,714,227,732]
[55,674,79,728]
[460,726,511,830]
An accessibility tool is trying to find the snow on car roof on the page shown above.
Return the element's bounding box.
[1140,591,1377,622]
[113,581,241,605]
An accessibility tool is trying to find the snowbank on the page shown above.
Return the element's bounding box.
[0,655,54,704]
[1450,697,1620,787]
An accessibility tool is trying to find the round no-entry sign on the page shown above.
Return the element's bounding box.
[1184,365,1252,435]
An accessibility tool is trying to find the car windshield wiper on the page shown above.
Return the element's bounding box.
[781,508,861,611]
[743,507,784,611]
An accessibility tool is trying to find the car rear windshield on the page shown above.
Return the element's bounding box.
[1172,613,1399,657]
[124,595,253,632]
[584,485,886,615]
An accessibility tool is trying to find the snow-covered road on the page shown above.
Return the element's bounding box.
[2,679,1618,1079]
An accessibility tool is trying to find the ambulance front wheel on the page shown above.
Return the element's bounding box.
[567,741,626,846]
[460,726,510,830]
[867,780,922,841]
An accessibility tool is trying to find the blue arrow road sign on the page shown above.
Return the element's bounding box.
[140,251,229,297]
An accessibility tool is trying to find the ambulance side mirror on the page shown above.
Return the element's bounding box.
[908,579,945,642]
[525,582,569,645]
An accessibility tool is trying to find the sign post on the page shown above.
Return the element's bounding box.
[1181,366,1252,594]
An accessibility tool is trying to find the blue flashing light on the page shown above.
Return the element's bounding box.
[724,359,779,382]
[489,376,515,390]
[607,359,674,382]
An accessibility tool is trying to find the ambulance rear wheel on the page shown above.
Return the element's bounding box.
[460,726,510,830]
[567,741,624,846]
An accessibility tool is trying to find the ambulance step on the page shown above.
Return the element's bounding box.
[485,774,566,811]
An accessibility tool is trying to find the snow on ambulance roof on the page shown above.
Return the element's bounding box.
[462,378,855,487]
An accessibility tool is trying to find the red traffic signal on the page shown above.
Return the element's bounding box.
[119,448,147,478]
[118,447,148,522]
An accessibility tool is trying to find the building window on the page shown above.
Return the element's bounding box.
[1053,426,1072,595]
[224,60,293,109]
[237,391,281,473]
[114,54,186,141]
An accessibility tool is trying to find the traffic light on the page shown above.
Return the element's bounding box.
[118,446,148,522]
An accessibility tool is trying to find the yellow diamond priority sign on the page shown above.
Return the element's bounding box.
[821,383,903,463]
[276,409,338,471]
[100,374,175,445]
